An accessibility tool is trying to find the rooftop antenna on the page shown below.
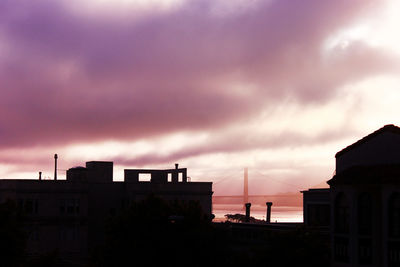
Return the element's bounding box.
[54,154,58,180]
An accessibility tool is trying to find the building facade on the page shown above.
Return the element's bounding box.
[302,188,330,227]
[0,161,213,264]
[328,124,400,267]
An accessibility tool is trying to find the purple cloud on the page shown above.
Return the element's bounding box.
[0,0,396,151]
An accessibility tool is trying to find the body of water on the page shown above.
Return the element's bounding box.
[212,204,303,222]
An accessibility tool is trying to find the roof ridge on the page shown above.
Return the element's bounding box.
[335,124,400,158]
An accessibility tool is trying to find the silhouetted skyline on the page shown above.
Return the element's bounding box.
[1,0,400,197]
[1,124,400,266]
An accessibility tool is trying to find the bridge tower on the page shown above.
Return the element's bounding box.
[243,167,248,205]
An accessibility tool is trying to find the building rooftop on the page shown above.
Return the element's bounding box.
[328,163,400,185]
[335,124,400,158]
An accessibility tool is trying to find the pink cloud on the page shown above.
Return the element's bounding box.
[0,0,396,152]
[112,127,356,166]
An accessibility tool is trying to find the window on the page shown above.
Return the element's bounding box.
[25,199,33,213]
[17,199,23,211]
[17,199,39,214]
[334,236,349,262]
[358,193,372,235]
[307,204,330,226]
[388,241,400,266]
[59,199,65,213]
[60,198,80,214]
[358,238,372,265]
[34,199,38,214]
[138,173,151,182]
[29,227,40,241]
[389,193,400,238]
[75,199,80,213]
[59,226,79,241]
[67,199,75,214]
[335,193,350,233]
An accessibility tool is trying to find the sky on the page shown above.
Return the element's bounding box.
[1,0,400,195]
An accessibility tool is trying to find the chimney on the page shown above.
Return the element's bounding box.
[245,203,251,222]
[266,202,273,223]
[39,171,42,181]
[54,154,58,180]
[175,163,179,169]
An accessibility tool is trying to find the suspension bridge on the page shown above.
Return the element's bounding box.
[212,168,302,207]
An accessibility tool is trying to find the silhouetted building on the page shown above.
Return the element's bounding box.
[328,124,400,267]
[302,188,330,227]
[0,161,212,264]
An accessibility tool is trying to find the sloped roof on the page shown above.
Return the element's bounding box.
[327,163,400,185]
[335,124,400,158]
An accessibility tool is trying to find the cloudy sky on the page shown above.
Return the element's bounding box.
[1,0,400,195]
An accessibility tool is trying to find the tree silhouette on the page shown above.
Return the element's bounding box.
[91,195,229,267]
[90,196,329,267]
[225,213,263,223]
